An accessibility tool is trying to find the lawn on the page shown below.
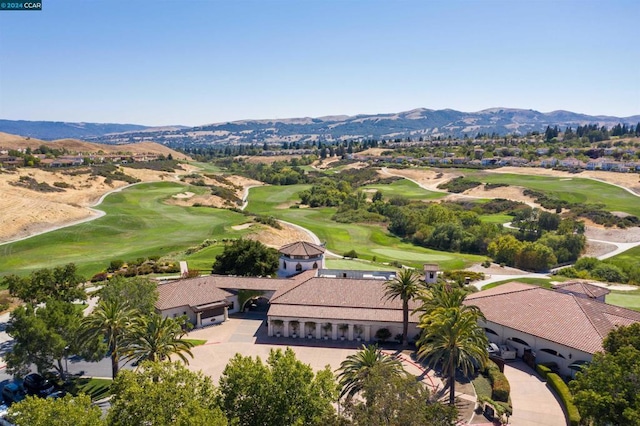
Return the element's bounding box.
[606,290,640,312]
[606,245,640,281]
[325,258,399,271]
[479,213,513,224]
[245,184,485,270]
[67,377,112,401]
[0,182,250,278]
[465,171,640,217]
[361,179,444,201]
[481,276,568,290]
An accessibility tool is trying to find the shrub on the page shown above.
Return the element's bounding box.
[547,372,581,426]
[375,328,392,342]
[343,249,358,258]
[486,363,510,402]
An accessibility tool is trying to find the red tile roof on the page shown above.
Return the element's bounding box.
[465,282,640,354]
[553,281,610,299]
[269,277,421,323]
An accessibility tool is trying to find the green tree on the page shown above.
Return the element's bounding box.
[98,275,159,315]
[212,239,279,277]
[3,263,86,304]
[343,363,457,426]
[384,269,423,346]
[416,305,488,405]
[108,361,227,426]
[79,299,137,378]
[603,323,640,353]
[8,394,104,426]
[121,314,194,365]
[336,344,405,401]
[218,348,337,426]
[6,300,82,379]
[487,234,523,266]
[571,345,640,425]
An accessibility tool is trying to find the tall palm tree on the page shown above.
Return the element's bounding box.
[416,306,488,405]
[79,299,137,379]
[384,268,423,346]
[122,314,194,365]
[336,344,405,401]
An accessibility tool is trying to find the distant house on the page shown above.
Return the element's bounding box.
[464,282,640,377]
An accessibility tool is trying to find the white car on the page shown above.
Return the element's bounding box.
[499,344,517,360]
[487,343,500,356]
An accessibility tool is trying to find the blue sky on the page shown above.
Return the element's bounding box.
[0,0,638,126]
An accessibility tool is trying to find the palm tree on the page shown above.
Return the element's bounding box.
[336,344,405,401]
[79,299,137,379]
[413,283,482,318]
[384,268,423,346]
[122,314,194,365]
[416,306,488,405]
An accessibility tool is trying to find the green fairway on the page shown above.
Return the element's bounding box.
[361,179,444,200]
[466,171,640,217]
[481,276,568,290]
[606,290,640,312]
[245,184,485,270]
[479,213,513,224]
[0,182,249,278]
[325,259,398,271]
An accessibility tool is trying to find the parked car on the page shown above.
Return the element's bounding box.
[499,344,517,360]
[487,343,500,356]
[23,373,55,397]
[1,383,26,406]
[0,403,13,426]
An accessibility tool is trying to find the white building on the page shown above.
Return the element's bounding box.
[277,241,326,277]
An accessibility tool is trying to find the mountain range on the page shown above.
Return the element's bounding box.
[1,108,638,146]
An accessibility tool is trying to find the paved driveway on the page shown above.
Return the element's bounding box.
[186,314,362,384]
[503,361,566,426]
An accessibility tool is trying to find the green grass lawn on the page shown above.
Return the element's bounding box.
[606,290,640,312]
[465,171,640,217]
[325,258,399,271]
[68,377,112,401]
[0,182,250,278]
[245,184,485,270]
[606,245,640,279]
[481,276,568,290]
[361,179,444,201]
[479,213,514,224]
[184,338,207,346]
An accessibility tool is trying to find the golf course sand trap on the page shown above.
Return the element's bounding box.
[380,168,462,191]
[232,223,254,230]
[172,192,195,199]
[585,224,640,243]
[461,185,541,207]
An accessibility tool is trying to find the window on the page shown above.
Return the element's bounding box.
[296,263,302,271]
[313,262,318,269]
[507,337,530,347]
[283,261,287,270]
[429,272,435,279]
[540,348,565,358]
[485,327,499,335]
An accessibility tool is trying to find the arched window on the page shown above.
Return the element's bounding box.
[485,327,499,336]
[313,262,318,269]
[283,261,287,270]
[296,263,302,271]
[540,348,566,359]
[507,337,530,347]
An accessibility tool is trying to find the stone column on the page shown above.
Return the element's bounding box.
[348,324,354,341]
[364,325,371,342]
[283,320,290,338]
[268,319,273,337]
[224,306,229,321]
[196,312,202,328]
[332,323,338,340]
[315,322,322,339]
[300,321,306,338]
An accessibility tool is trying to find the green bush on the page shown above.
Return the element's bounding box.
[343,249,358,258]
[547,372,581,426]
[486,363,510,402]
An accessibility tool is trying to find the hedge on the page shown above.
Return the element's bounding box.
[487,363,510,402]
[536,365,581,426]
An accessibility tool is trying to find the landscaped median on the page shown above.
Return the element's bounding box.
[536,364,581,426]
